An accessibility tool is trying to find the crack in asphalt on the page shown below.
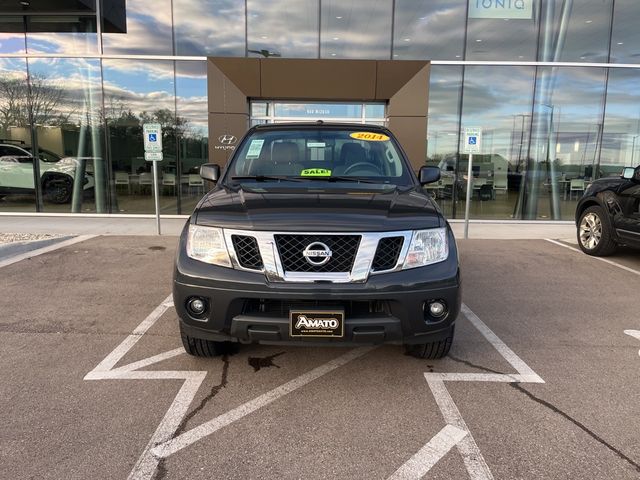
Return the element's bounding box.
[175,355,231,438]
[446,355,640,473]
[153,458,168,480]
[152,355,232,480]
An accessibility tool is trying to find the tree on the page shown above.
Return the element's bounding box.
[0,73,72,136]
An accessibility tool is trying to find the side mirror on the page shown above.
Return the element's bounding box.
[419,166,441,185]
[622,167,635,179]
[200,163,220,182]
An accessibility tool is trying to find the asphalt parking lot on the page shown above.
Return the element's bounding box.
[1,235,639,480]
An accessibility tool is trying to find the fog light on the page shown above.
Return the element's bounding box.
[187,297,207,316]
[428,301,446,318]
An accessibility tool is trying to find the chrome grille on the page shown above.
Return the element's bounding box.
[372,236,404,271]
[274,234,361,273]
[231,235,263,270]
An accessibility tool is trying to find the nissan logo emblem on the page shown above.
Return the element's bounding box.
[302,242,332,266]
[218,134,237,145]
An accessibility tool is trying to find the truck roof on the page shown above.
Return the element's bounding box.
[252,121,389,132]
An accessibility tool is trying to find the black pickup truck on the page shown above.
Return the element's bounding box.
[575,165,640,256]
[173,123,461,359]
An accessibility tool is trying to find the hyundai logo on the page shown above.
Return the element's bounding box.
[302,242,332,266]
[218,134,237,145]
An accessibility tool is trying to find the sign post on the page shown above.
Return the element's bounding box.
[143,123,163,235]
[463,127,482,239]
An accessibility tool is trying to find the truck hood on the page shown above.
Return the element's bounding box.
[195,184,444,232]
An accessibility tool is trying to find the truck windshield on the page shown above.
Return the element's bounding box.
[226,128,413,186]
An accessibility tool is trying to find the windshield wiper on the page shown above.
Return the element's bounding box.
[230,175,303,182]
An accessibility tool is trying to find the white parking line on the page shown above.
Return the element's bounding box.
[85,296,376,480]
[404,303,545,480]
[387,425,468,480]
[0,234,96,269]
[151,346,375,459]
[624,330,640,357]
[545,239,640,277]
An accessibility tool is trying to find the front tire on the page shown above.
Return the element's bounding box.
[180,323,227,357]
[43,177,72,204]
[404,326,454,359]
[577,205,617,256]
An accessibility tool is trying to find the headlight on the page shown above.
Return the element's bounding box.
[186,225,232,267]
[402,228,448,270]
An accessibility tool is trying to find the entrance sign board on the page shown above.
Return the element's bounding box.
[468,0,532,19]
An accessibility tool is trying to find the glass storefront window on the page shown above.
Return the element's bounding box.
[102,0,173,55]
[176,61,209,214]
[0,58,34,212]
[247,0,319,58]
[26,16,98,54]
[610,0,640,63]
[538,0,613,63]
[459,66,536,220]
[426,66,463,218]
[0,17,26,54]
[103,59,177,214]
[26,58,104,213]
[173,0,246,56]
[466,0,540,61]
[393,0,466,60]
[320,0,392,59]
[600,68,640,172]
[524,66,607,220]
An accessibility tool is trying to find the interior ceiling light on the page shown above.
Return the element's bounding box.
[585,20,593,24]
[403,38,411,42]
[617,42,624,45]
[336,16,342,19]
[332,37,339,40]
[476,39,482,42]
[19,0,30,5]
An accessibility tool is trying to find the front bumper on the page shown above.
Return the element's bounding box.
[174,227,461,346]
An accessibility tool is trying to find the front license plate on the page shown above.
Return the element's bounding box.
[290,309,345,338]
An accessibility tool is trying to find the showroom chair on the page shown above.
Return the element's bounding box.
[188,174,204,195]
[162,173,176,195]
[114,171,130,194]
[139,172,153,194]
[569,179,585,199]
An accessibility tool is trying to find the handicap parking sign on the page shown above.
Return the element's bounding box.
[463,127,482,153]
[143,123,163,153]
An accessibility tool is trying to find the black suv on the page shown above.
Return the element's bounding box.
[174,123,461,359]
[575,165,640,256]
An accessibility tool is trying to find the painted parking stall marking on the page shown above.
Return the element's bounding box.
[625,330,640,357]
[84,297,375,480]
[86,297,545,480]
[391,303,544,480]
[545,239,640,277]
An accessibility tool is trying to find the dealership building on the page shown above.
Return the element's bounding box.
[0,0,639,222]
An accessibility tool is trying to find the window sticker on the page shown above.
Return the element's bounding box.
[349,132,390,142]
[246,139,265,158]
[300,168,332,177]
[307,142,326,148]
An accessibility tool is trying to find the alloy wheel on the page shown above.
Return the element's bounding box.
[579,212,602,250]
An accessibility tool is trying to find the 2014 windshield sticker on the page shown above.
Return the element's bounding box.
[246,139,265,158]
[350,132,390,142]
[300,168,332,177]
